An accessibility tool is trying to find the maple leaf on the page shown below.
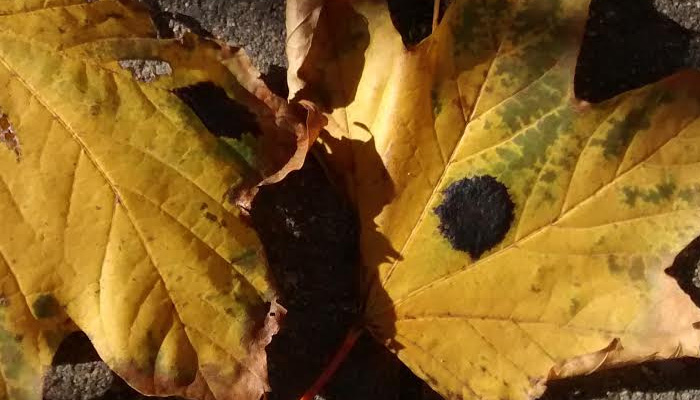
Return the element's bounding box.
[0,0,326,398]
[288,0,700,399]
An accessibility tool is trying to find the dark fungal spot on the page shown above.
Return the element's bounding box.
[434,175,514,258]
[32,294,59,319]
[204,212,218,222]
[173,82,259,139]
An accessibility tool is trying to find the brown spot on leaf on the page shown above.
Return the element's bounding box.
[627,258,646,281]
[204,212,218,222]
[0,112,20,161]
[607,255,623,274]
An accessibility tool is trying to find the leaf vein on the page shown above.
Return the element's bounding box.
[381,57,564,288]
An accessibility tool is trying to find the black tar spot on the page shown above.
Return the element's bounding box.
[434,175,514,259]
[173,82,259,139]
[32,293,60,319]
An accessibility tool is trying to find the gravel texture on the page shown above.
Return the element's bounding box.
[542,357,700,400]
[43,333,128,400]
[118,59,173,82]
[655,0,700,32]
[43,362,113,400]
[142,0,286,74]
[45,1,700,400]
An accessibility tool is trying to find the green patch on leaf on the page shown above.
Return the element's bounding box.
[219,134,260,170]
[452,0,508,58]
[622,181,677,207]
[541,170,556,182]
[591,92,667,160]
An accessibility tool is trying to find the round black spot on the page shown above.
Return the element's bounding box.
[434,175,515,258]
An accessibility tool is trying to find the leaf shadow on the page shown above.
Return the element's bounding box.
[249,135,415,399]
[250,155,360,400]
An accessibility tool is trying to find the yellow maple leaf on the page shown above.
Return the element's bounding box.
[0,0,316,398]
[288,0,700,399]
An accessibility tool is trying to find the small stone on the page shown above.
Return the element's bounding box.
[118,59,173,83]
[43,362,113,400]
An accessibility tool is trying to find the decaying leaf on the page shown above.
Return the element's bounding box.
[285,0,323,100]
[0,1,307,398]
[219,48,325,197]
[0,112,20,161]
[289,0,700,399]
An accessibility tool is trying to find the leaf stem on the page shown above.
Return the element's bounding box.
[432,0,440,33]
[299,326,364,400]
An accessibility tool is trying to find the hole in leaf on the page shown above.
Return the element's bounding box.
[261,65,289,99]
[434,175,514,259]
[52,332,101,365]
[387,0,452,47]
[119,59,173,83]
[666,236,700,307]
[45,332,113,400]
[173,82,260,140]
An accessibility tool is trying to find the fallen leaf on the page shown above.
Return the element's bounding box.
[0,1,295,399]
[289,0,700,399]
[285,0,323,100]
[220,48,325,199]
